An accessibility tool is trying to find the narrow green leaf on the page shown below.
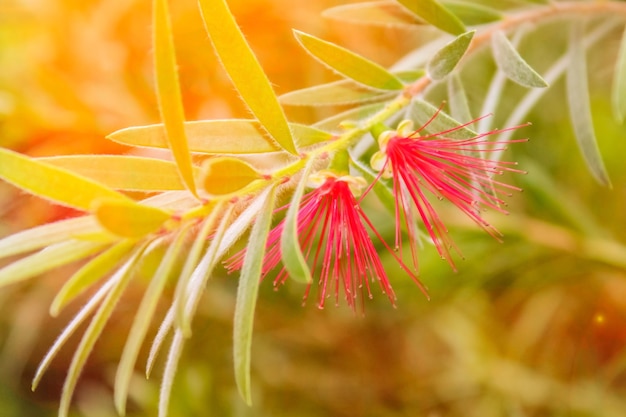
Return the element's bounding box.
[280,159,316,284]
[59,242,151,417]
[174,204,224,335]
[108,120,329,154]
[292,124,334,148]
[396,0,466,35]
[33,275,118,392]
[612,26,626,122]
[115,227,189,415]
[396,70,426,83]
[153,0,197,195]
[0,216,101,259]
[427,31,474,80]
[408,99,477,139]
[0,148,131,211]
[567,22,611,187]
[50,240,136,316]
[197,0,296,155]
[447,72,473,123]
[279,79,396,107]
[491,30,548,88]
[313,102,386,132]
[95,199,172,238]
[442,1,502,26]
[322,1,421,28]
[234,185,276,405]
[39,155,200,192]
[0,240,108,289]
[294,30,404,91]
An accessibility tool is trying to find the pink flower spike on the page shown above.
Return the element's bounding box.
[370,116,528,270]
[225,172,427,311]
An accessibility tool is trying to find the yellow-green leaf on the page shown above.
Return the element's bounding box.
[491,30,548,88]
[0,148,130,212]
[408,99,477,139]
[442,1,502,26]
[38,155,200,192]
[292,124,334,148]
[566,22,610,186]
[33,275,117,393]
[201,157,264,197]
[58,242,151,417]
[280,159,316,284]
[427,30,474,80]
[95,199,172,238]
[294,30,404,91]
[0,240,107,289]
[612,26,626,122]
[107,120,329,154]
[114,227,189,415]
[197,0,297,155]
[313,103,386,132]
[279,79,396,107]
[153,0,197,195]
[234,185,276,405]
[322,1,421,28]
[50,240,136,316]
[447,73,473,124]
[396,0,466,36]
[0,216,101,259]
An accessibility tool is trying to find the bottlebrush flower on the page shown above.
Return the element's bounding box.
[369,115,527,270]
[226,171,427,310]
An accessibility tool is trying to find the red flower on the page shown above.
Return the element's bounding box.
[369,115,527,270]
[226,171,427,310]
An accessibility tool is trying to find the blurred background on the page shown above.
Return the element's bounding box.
[1,0,626,416]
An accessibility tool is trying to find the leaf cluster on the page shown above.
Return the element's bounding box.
[1,1,626,416]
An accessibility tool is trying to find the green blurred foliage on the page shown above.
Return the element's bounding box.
[1,1,626,416]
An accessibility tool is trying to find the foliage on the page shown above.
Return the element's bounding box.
[1,0,626,416]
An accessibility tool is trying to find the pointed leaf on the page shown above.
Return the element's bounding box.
[427,31,474,80]
[442,1,502,26]
[95,199,172,238]
[33,276,117,392]
[197,0,296,155]
[292,124,334,148]
[38,155,200,192]
[313,102,386,132]
[612,26,626,122]
[447,72,473,123]
[0,148,131,211]
[50,240,136,316]
[114,228,189,415]
[174,204,224,335]
[153,0,197,195]
[108,120,328,154]
[279,79,396,107]
[567,22,611,186]
[294,30,404,91]
[280,159,316,284]
[280,69,423,107]
[491,30,548,88]
[201,157,264,197]
[58,242,151,417]
[0,216,101,259]
[408,99,477,139]
[396,0,465,35]
[322,1,421,28]
[0,240,107,289]
[234,185,276,405]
